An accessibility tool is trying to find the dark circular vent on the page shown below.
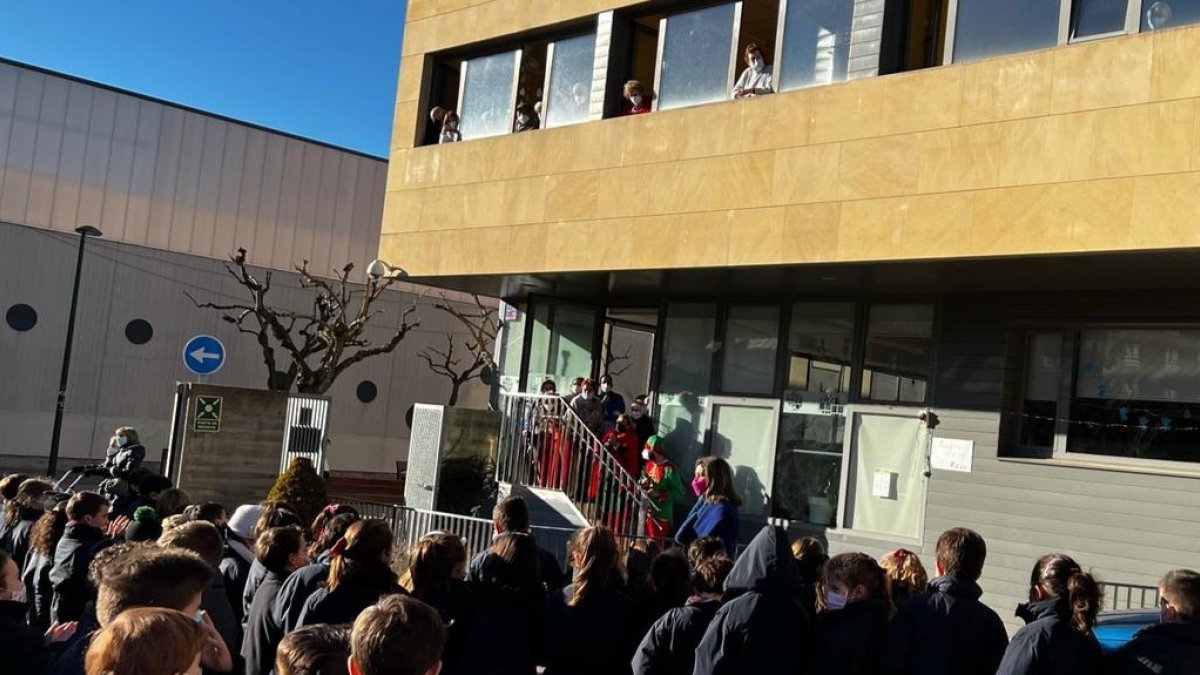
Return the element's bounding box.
[5,304,37,332]
[356,380,378,403]
[124,319,153,345]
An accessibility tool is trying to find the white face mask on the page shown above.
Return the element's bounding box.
[571,385,582,395]
[447,121,458,130]
[579,391,593,401]
[518,114,530,124]
[631,94,643,106]
[825,591,848,610]
[600,383,611,393]
[641,449,653,461]
[630,410,644,420]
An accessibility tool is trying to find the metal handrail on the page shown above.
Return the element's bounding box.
[1102,582,1161,611]
[497,392,656,536]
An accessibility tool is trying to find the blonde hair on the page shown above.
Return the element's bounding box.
[116,427,140,445]
[880,548,928,595]
[85,607,202,675]
[568,525,619,607]
[404,532,466,599]
[623,80,644,97]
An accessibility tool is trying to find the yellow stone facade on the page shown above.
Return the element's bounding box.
[382,1,1200,277]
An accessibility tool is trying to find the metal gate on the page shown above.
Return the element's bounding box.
[281,395,330,474]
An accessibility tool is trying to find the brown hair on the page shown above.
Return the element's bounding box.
[254,500,300,539]
[4,477,52,526]
[819,552,894,617]
[568,525,619,607]
[692,554,733,595]
[28,508,68,556]
[686,536,727,569]
[1031,553,1101,633]
[159,520,225,568]
[311,512,360,559]
[85,607,202,675]
[276,624,352,675]
[67,491,108,521]
[935,527,987,581]
[695,456,743,506]
[256,525,306,576]
[115,426,140,445]
[881,548,928,598]
[493,495,531,533]
[744,43,763,60]
[350,595,446,675]
[327,520,396,593]
[406,532,466,600]
[1160,568,1200,623]
[156,487,192,517]
[94,545,212,625]
[0,473,29,501]
[791,537,826,562]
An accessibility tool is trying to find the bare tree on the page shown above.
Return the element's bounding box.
[421,294,499,407]
[186,248,417,394]
[604,332,634,378]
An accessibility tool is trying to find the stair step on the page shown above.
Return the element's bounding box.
[499,482,588,529]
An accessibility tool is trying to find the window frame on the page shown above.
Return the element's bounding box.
[1010,323,1200,472]
[943,0,1140,64]
[651,1,745,112]
[773,0,858,92]
[540,30,601,129]
[455,49,524,141]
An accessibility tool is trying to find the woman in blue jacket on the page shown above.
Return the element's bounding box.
[675,456,741,556]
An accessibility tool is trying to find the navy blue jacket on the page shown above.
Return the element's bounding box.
[299,580,405,627]
[1107,621,1200,675]
[1,506,43,570]
[23,548,56,631]
[241,571,286,675]
[456,558,546,675]
[540,582,636,675]
[219,546,252,625]
[241,558,268,628]
[468,539,568,592]
[879,573,1009,675]
[49,522,107,624]
[273,554,330,633]
[631,597,721,675]
[0,599,54,674]
[996,598,1102,675]
[693,525,813,675]
[811,598,890,675]
[675,498,738,556]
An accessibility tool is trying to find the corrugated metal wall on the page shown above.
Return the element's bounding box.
[0,60,386,275]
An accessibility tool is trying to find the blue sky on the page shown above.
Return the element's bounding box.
[1,0,406,157]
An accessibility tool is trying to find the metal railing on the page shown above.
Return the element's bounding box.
[497,392,657,537]
[1103,582,1161,611]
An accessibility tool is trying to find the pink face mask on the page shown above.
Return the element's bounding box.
[691,476,709,497]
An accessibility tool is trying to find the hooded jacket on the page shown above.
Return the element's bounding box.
[879,573,1009,675]
[49,521,107,623]
[631,597,721,675]
[693,525,813,674]
[995,597,1102,675]
[102,443,145,478]
[1107,621,1200,675]
[811,598,891,675]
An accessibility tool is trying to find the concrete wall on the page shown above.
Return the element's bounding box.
[0,59,386,276]
[383,6,1200,278]
[0,220,490,475]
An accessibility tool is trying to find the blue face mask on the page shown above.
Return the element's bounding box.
[194,609,204,624]
[825,591,848,610]
[116,437,128,447]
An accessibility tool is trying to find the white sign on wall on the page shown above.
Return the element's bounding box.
[930,437,974,473]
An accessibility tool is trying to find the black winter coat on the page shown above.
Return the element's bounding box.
[631,597,721,675]
[540,583,637,675]
[996,598,1102,675]
[468,542,568,593]
[1107,621,1200,675]
[2,506,43,570]
[299,579,405,627]
[693,525,813,675]
[273,555,330,633]
[811,598,890,675]
[454,548,547,675]
[202,574,240,675]
[23,548,56,631]
[219,546,252,625]
[0,599,54,674]
[241,558,268,628]
[241,571,286,675]
[49,522,107,623]
[879,573,1009,675]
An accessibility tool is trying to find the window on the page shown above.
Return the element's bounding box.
[658,303,718,477]
[1141,0,1200,31]
[458,50,521,140]
[1018,332,1065,449]
[772,302,856,524]
[1072,0,1132,38]
[526,301,598,393]
[777,0,854,90]
[720,305,780,395]
[860,304,934,403]
[656,2,740,110]
[543,33,597,128]
[950,0,1061,63]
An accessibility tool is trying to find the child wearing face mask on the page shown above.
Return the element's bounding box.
[619,79,652,116]
[732,43,775,100]
[811,552,893,675]
[638,436,683,539]
[674,457,741,556]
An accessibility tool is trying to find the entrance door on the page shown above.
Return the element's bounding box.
[705,397,780,518]
[523,298,604,393]
[602,314,656,402]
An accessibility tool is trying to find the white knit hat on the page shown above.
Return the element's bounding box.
[227,504,264,539]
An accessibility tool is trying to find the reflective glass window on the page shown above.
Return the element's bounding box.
[658,304,718,478]
[721,305,780,395]
[952,0,1060,63]
[1141,0,1200,31]
[459,51,519,140]
[778,0,854,90]
[1072,0,1130,38]
[860,304,934,403]
[544,33,596,128]
[658,3,738,110]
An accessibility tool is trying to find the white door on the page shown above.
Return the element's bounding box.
[705,397,780,518]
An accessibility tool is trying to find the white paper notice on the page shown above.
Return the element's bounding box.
[872,470,896,499]
[930,437,974,473]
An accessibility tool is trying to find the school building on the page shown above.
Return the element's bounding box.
[381,0,1200,621]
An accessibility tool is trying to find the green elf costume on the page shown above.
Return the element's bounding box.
[639,435,683,538]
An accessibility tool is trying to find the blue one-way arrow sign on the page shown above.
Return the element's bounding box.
[183,334,226,376]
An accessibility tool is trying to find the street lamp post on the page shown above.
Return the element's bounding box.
[47,225,102,476]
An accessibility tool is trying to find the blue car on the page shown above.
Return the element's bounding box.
[1095,610,1159,652]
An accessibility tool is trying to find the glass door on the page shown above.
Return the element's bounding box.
[523,298,604,393]
[704,396,781,518]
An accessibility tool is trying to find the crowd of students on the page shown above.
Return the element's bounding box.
[2,464,1199,674]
